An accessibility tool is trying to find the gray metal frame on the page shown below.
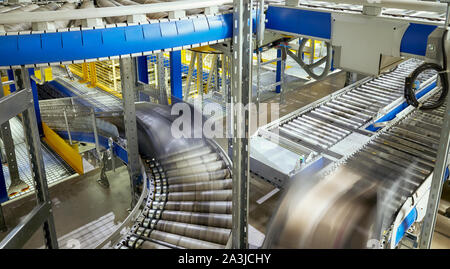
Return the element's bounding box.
[231,0,252,249]
[120,58,142,206]
[0,79,21,193]
[419,36,450,248]
[156,53,168,105]
[0,67,58,249]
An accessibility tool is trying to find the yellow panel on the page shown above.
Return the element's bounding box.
[2,76,10,96]
[45,67,53,81]
[35,67,53,82]
[42,122,84,175]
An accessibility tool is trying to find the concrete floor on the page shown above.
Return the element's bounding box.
[0,165,131,248]
[0,70,449,248]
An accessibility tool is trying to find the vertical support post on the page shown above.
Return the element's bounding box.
[170,51,183,103]
[197,53,204,99]
[225,56,233,159]
[221,54,227,97]
[279,46,287,105]
[184,51,197,100]
[0,115,7,232]
[88,62,97,88]
[255,0,265,114]
[7,70,16,93]
[28,68,43,136]
[0,79,21,194]
[156,53,168,105]
[419,57,450,248]
[197,53,204,113]
[80,63,89,83]
[19,66,58,249]
[206,55,218,94]
[119,58,141,206]
[231,0,252,249]
[63,109,72,145]
[91,109,100,159]
[256,50,262,114]
[0,153,7,204]
[0,204,6,233]
[275,49,282,93]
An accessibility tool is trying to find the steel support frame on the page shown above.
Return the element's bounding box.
[170,51,183,103]
[419,35,450,248]
[119,58,141,206]
[275,49,282,93]
[156,53,168,105]
[0,80,20,194]
[231,0,252,249]
[0,67,58,249]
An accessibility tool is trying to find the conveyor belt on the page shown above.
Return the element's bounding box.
[269,59,436,151]
[265,92,446,248]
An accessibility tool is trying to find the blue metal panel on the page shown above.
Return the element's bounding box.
[395,208,417,246]
[400,23,437,56]
[276,49,282,93]
[47,80,76,97]
[366,81,437,132]
[7,69,15,92]
[137,56,149,84]
[265,6,332,39]
[28,68,43,136]
[170,50,183,102]
[0,14,234,67]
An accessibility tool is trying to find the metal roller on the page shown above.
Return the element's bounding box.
[163,152,220,170]
[130,0,169,19]
[167,189,232,201]
[72,0,96,27]
[0,4,21,13]
[53,2,78,30]
[139,240,171,249]
[147,230,225,249]
[96,0,126,24]
[167,169,229,184]
[153,220,230,245]
[162,201,232,214]
[2,3,42,32]
[160,210,232,228]
[161,146,213,165]
[164,160,226,177]
[168,178,232,192]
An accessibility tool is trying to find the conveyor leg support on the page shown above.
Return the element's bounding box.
[419,36,450,248]
[170,51,183,103]
[231,0,252,249]
[120,58,141,206]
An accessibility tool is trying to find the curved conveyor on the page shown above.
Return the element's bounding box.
[111,103,233,249]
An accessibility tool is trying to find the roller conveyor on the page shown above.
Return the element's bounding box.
[265,91,447,248]
[116,147,232,249]
[95,102,233,249]
[251,59,438,189]
[269,59,435,152]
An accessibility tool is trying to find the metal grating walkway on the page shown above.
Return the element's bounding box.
[2,117,75,200]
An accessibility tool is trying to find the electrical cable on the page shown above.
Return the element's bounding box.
[404,29,448,110]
